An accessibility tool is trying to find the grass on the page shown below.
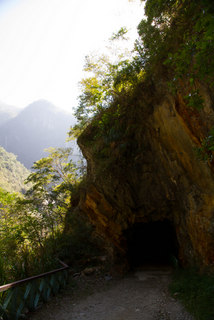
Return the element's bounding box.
[169,268,214,320]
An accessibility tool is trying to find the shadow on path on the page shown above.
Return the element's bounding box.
[28,266,194,320]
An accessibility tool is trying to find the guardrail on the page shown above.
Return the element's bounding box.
[0,260,69,320]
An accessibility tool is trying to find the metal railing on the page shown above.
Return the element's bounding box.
[0,260,69,320]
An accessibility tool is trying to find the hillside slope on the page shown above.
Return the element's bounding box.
[0,146,30,193]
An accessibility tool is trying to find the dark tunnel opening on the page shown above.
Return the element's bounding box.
[125,220,178,268]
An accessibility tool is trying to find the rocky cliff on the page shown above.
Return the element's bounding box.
[77,80,214,270]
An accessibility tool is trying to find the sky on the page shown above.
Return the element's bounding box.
[0,0,144,113]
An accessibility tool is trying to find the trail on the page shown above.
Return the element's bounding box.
[28,266,194,320]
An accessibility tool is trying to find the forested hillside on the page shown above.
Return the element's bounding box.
[0,146,30,193]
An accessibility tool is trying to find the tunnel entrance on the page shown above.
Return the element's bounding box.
[125,220,178,267]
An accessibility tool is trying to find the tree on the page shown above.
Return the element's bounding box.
[0,188,25,282]
[0,147,80,282]
[23,147,78,233]
[73,28,143,133]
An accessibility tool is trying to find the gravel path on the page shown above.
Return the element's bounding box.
[28,266,194,320]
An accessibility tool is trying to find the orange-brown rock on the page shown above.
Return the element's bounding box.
[77,82,214,270]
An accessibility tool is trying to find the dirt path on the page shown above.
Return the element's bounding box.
[28,266,194,320]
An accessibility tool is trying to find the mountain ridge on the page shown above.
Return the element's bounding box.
[0,101,21,126]
[0,100,76,168]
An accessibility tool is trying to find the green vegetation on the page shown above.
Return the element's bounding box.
[73,0,214,141]
[0,146,30,193]
[0,147,100,285]
[0,187,25,283]
[137,0,214,109]
[73,27,143,134]
[169,268,214,320]
[195,126,214,162]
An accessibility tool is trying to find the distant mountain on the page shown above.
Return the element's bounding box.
[0,102,21,126]
[0,100,76,169]
[0,146,30,193]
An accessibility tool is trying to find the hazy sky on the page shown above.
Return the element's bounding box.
[0,0,143,113]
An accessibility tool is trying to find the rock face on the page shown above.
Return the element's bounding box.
[77,81,214,270]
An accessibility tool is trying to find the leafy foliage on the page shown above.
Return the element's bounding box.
[0,188,26,282]
[73,29,144,134]
[74,0,214,139]
[74,54,114,129]
[25,147,78,208]
[137,0,214,108]
[0,147,97,284]
[110,27,128,41]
